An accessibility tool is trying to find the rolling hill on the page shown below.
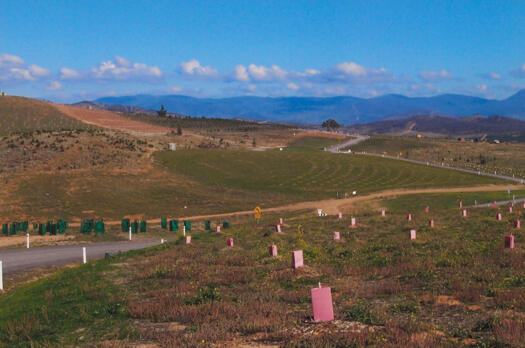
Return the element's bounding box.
[92,89,525,124]
[345,114,525,138]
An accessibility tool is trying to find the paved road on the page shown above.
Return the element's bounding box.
[0,240,160,275]
[326,134,369,153]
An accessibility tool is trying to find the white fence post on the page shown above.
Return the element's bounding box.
[129,227,132,241]
[82,247,87,264]
[26,234,30,249]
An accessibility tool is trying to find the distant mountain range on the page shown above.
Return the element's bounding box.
[346,114,525,138]
[91,89,525,125]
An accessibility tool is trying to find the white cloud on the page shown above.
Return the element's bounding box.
[168,86,182,93]
[336,62,367,77]
[419,69,454,82]
[234,65,250,81]
[0,53,24,67]
[46,81,62,91]
[286,82,299,90]
[29,64,50,77]
[180,59,218,78]
[59,56,162,82]
[60,67,81,80]
[481,72,501,80]
[0,54,50,82]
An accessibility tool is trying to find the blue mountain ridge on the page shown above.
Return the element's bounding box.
[93,89,525,125]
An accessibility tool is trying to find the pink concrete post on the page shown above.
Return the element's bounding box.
[497,213,502,221]
[515,220,521,229]
[333,231,340,240]
[509,206,513,213]
[425,206,429,213]
[410,229,416,240]
[462,209,468,217]
[216,225,221,233]
[350,217,356,227]
[279,218,283,225]
[227,238,234,247]
[492,201,497,207]
[276,224,282,233]
[429,220,434,228]
[381,209,386,217]
[185,236,191,244]
[292,250,304,269]
[458,201,463,208]
[407,213,412,221]
[311,286,334,322]
[269,245,278,257]
[505,235,515,249]
[338,212,342,220]
[523,202,525,209]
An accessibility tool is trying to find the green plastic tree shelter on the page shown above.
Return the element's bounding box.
[121,218,130,233]
[184,220,191,231]
[140,220,147,233]
[169,220,179,232]
[95,220,105,234]
[161,218,167,229]
[205,220,211,230]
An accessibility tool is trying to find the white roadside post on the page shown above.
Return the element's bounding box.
[183,225,186,236]
[161,238,164,244]
[0,260,3,291]
[128,226,132,241]
[26,234,30,248]
[82,247,87,264]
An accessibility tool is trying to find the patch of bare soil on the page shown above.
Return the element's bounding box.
[53,104,172,135]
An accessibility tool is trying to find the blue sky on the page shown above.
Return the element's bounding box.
[2,0,525,102]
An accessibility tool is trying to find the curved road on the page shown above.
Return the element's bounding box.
[0,240,160,275]
[326,134,525,185]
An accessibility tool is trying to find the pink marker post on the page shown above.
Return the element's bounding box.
[462,209,468,217]
[311,286,334,322]
[492,201,497,208]
[269,245,278,257]
[381,209,386,217]
[515,220,521,229]
[276,224,282,233]
[279,218,283,225]
[226,238,234,247]
[338,212,343,220]
[505,235,515,249]
[458,201,463,208]
[509,206,513,213]
[429,220,434,228]
[185,236,191,244]
[333,231,340,240]
[407,213,412,221]
[410,229,417,240]
[497,213,502,221]
[216,225,221,233]
[350,217,356,227]
[292,250,304,269]
[425,206,429,213]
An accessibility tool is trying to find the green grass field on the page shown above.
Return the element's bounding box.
[6,146,509,221]
[0,96,92,136]
[1,192,524,346]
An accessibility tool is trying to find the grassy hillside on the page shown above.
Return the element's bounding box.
[352,135,525,178]
[154,148,508,201]
[0,96,92,135]
[1,193,523,346]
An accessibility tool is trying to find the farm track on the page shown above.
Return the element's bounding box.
[66,184,524,227]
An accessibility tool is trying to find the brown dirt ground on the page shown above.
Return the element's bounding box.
[65,184,523,227]
[0,234,75,248]
[53,104,173,135]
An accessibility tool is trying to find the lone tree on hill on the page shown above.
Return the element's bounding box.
[322,119,340,131]
[157,105,167,117]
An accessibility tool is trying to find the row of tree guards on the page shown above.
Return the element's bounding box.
[2,220,69,236]
[1,218,232,236]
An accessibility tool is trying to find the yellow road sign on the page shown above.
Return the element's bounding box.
[254,206,262,219]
